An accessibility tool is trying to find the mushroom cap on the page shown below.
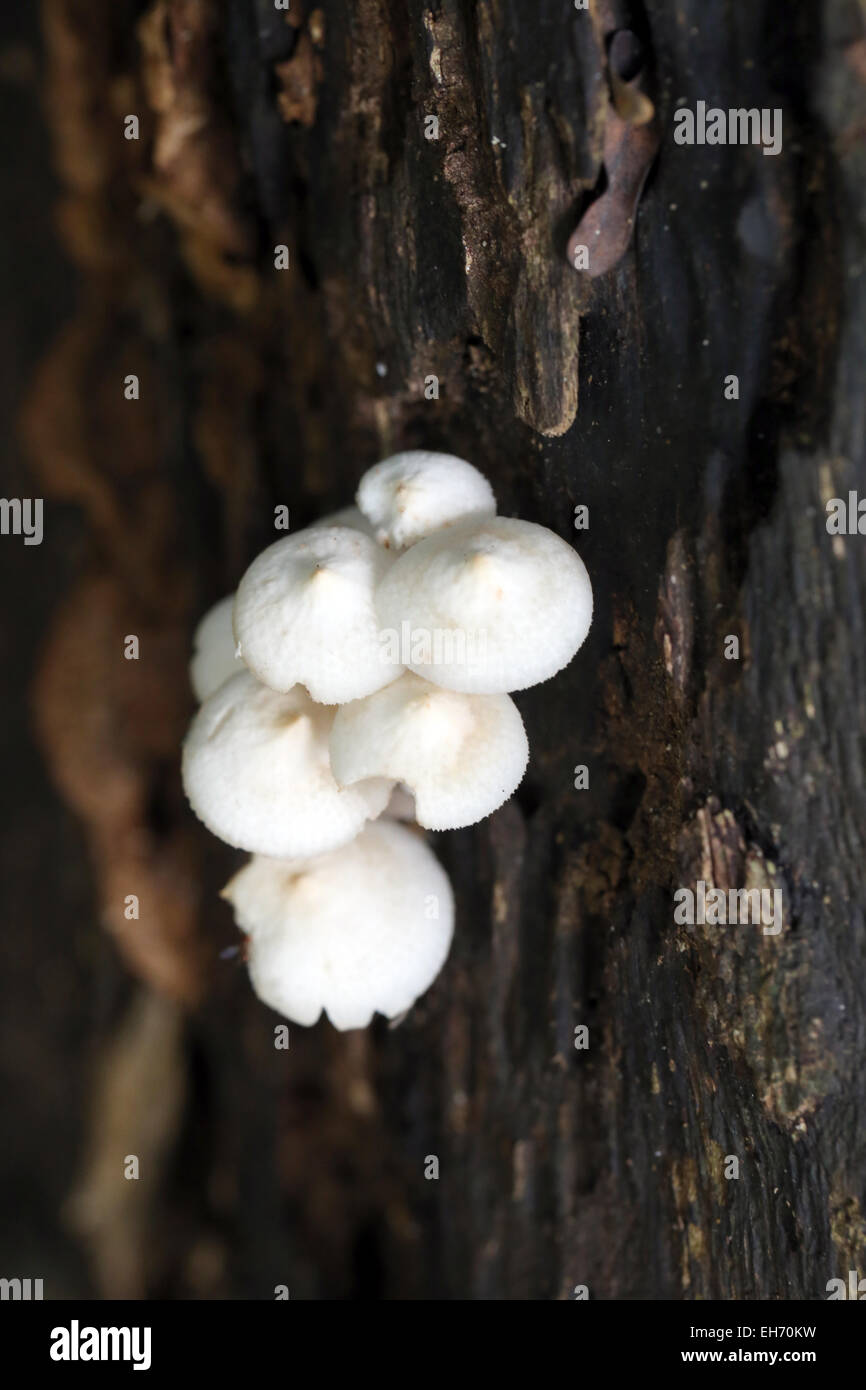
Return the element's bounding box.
[330,672,528,830]
[222,820,454,1030]
[182,670,392,857]
[233,525,404,703]
[356,450,496,549]
[189,595,245,702]
[375,516,593,693]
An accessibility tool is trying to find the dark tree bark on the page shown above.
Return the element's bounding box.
[12,0,866,1297]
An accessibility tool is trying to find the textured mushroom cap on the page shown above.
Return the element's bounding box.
[182,671,391,857]
[222,820,454,1030]
[330,672,528,830]
[189,595,245,701]
[375,516,593,693]
[233,525,403,703]
[356,450,496,549]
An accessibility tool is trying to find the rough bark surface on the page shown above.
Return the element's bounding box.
[5,0,866,1297]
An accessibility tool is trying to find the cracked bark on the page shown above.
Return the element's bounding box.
[15,0,866,1297]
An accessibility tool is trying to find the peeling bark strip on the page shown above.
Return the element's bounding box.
[19,0,866,1298]
[567,11,660,277]
[137,0,258,305]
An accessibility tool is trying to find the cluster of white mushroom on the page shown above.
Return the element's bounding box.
[182,452,593,1030]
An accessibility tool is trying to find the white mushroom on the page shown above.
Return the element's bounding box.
[233,525,404,703]
[222,820,455,1030]
[189,595,245,702]
[356,450,496,550]
[182,670,392,857]
[330,672,528,830]
[375,516,593,693]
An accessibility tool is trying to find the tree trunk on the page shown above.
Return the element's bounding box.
[12,0,866,1298]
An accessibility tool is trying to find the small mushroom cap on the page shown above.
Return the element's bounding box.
[356,450,496,549]
[233,525,404,703]
[189,595,245,702]
[222,820,454,1030]
[182,670,392,857]
[375,516,593,693]
[330,672,528,830]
